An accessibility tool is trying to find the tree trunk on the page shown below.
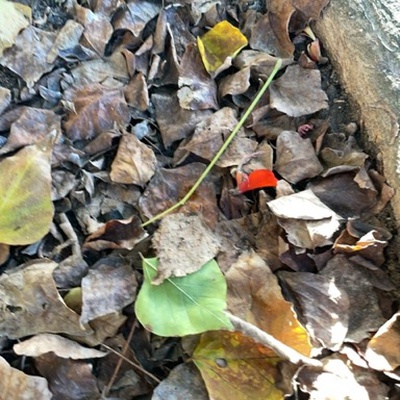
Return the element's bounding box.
[315,0,400,222]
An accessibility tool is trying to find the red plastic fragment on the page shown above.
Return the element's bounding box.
[236,169,278,193]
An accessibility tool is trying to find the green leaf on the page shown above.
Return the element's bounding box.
[0,136,54,245]
[135,257,233,336]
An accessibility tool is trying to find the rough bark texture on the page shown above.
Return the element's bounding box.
[315,0,400,221]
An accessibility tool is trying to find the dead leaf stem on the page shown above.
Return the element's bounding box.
[141,58,283,227]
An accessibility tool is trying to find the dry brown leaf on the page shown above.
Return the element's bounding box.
[321,254,386,342]
[0,26,56,88]
[110,133,157,186]
[0,86,11,115]
[270,65,328,117]
[365,312,400,371]
[80,257,137,324]
[124,72,149,111]
[83,215,147,251]
[178,107,257,167]
[178,42,218,110]
[152,92,213,147]
[275,130,323,183]
[297,354,389,400]
[226,251,312,356]
[35,353,100,400]
[278,270,349,350]
[63,83,130,140]
[219,67,251,97]
[0,356,52,399]
[14,333,107,359]
[0,260,89,339]
[152,213,221,284]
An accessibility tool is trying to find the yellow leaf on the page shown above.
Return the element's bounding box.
[0,135,55,245]
[197,20,248,77]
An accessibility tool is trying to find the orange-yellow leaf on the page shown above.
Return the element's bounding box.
[193,330,284,400]
[197,20,248,76]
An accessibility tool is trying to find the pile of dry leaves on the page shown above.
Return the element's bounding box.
[0,0,399,398]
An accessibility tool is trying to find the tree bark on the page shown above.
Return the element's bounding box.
[314,1,400,221]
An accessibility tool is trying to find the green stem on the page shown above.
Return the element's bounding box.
[141,58,283,228]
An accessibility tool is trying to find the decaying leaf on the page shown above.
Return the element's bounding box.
[0,0,31,57]
[0,260,89,339]
[135,257,232,336]
[0,135,55,245]
[197,20,248,77]
[14,333,107,359]
[270,65,328,117]
[193,330,285,400]
[0,356,52,399]
[110,132,157,186]
[152,213,221,284]
[226,251,312,355]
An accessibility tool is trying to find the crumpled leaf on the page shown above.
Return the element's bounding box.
[83,216,147,251]
[297,354,389,400]
[197,20,248,77]
[275,130,323,183]
[0,26,55,88]
[0,135,55,245]
[226,251,312,355]
[14,333,107,359]
[178,42,218,110]
[152,213,221,285]
[268,190,342,249]
[80,257,137,325]
[278,270,349,350]
[135,257,232,336]
[0,356,52,400]
[219,67,251,97]
[35,353,100,400]
[0,260,89,339]
[63,83,130,140]
[177,107,257,167]
[110,132,157,186]
[270,65,328,117]
[0,0,31,57]
[365,312,400,371]
[193,330,285,400]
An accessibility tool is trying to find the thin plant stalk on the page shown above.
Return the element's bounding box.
[141,58,282,227]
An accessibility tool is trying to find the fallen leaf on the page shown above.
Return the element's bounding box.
[35,353,100,400]
[0,260,89,339]
[0,0,31,57]
[0,135,55,245]
[63,83,130,140]
[124,72,149,111]
[110,132,157,186]
[275,130,323,184]
[278,270,349,350]
[197,20,248,77]
[0,356,52,399]
[219,67,251,97]
[226,251,312,355]
[178,42,218,110]
[178,107,257,167]
[83,215,147,251]
[135,257,232,336]
[365,312,400,371]
[193,330,285,400]
[152,213,221,284]
[270,65,328,117]
[14,333,107,359]
[80,256,137,324]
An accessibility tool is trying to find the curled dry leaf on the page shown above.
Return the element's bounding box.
[110,132,157,186]
[14,333,107,359]
[63,83,130,140]
[275,130,323,184]
[152,213,221,284]
[0,356,52,400]
[269,65,328,117]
